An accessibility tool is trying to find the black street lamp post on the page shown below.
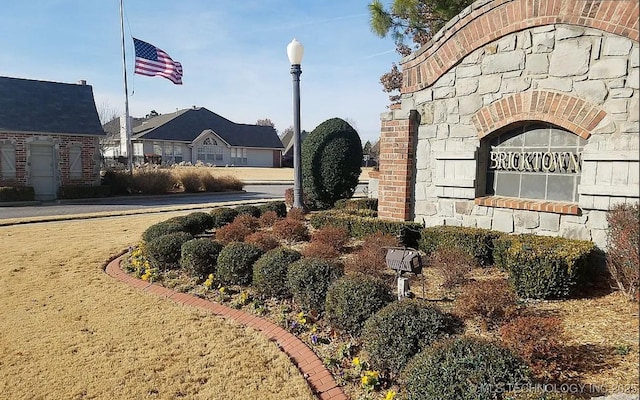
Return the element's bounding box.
[287,38,305,210]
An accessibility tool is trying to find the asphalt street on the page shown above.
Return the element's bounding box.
[0,183,369,221]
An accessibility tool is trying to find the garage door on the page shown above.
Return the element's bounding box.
[30,143,56,201]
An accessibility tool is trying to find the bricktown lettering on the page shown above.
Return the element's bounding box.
[489,151,582,173]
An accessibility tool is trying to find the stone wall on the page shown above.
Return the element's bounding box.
[377,0,639,250]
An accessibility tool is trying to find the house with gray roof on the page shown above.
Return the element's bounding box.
[0,76,104,200]
[108,107,284,167]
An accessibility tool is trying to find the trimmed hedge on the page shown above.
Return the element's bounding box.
[235,205,261,217]
[180,238,223,278]
[310,211,422,247]
[210,207,239,228]
[252,247,302,299]
[216,242,264,285]
[146,231,194,270]
[324,273,394,336]
[494,234,597,299]
[334,198,378,211]
[301,118,362,209]
[287,258,344,314]
[0,186,35,202]
[258,201,287,218]
[402,336,530,400]
[142,221,186,243]
[166,212,214,235]
[362,299,458,376]
[419,226,503,266]
[57,185,111,199]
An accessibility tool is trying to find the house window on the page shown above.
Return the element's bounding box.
[133,142,143,157]
[69,146,83,179]
[0,143,16,180]
[231,148,247,165]
[197,138,223,163]
[153,142,162,156]
[174,145,183,163]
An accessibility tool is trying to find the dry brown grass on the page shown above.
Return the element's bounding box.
[0,214,314,400]
[172,166,375,182]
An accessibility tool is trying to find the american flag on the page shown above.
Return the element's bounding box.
[133,38,183,85]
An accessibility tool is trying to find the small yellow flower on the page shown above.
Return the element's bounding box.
[385,390,397,400]
[219,286,226,294]
[352,357,360,367]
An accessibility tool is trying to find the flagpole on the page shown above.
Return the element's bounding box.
[120,0,133,171]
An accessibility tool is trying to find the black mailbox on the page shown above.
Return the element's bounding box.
[385,247,422,275]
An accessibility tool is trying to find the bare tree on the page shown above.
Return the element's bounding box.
[96,101,121,164]
[256,118,275,127]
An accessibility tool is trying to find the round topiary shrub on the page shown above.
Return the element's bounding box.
[258,201,287,218]
[324,273,394,336]
[402,336,530,400]
[210,207,239,228]
[179,238,223,278]
[142,221,186,243]
[215,221,253,245]
[302,118,362,209]
[182,211,214,234]
[244,231,281,252]
[146,232,194,270]
[216,242,264,285]
[287,258,344,315]
[253,247,302,299]
[272,218,309,242]
[235,204,261,217]
[362,299,458,376]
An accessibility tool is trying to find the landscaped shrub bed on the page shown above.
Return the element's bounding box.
[493,234,597,299]
[309,210,422,247]
[419,226,503,266]
[0,186,35,202]
[120,204,636,400]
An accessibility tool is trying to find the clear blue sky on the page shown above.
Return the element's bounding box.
[0,1,399,145]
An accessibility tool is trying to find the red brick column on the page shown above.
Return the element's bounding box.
[378,109,419,221]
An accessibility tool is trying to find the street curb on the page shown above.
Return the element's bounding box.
[105,255,348,400]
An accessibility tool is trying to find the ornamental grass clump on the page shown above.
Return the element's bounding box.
[253,247,302,299]
[179,170,203,192]
[402,336,530,400]
[145,231,194,270]
[362,299,459,377]
[216,242,263,285]
[287,258,344,315]
[179,238,223,278]
[324,273,394,336]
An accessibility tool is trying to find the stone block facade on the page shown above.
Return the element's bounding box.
[376,0,639,249]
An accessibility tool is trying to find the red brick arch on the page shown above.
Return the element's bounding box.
[471,90,607,140]
[401,0,639,93]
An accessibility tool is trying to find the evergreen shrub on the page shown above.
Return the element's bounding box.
[258,201,287,218]
[235,204,261,217]
[419,226,503,266]
[493,234,597,299]
[142,221,186,243]
[402,336,530,400]
[324,274,394,336]
[209,207,239,228]
[216,242,263,285]
[287,258,344,314]
[362,299,458,376]
[146,231,193,270]
[301,118,362,209]
[179,238,223,278]
[252,247,302,299]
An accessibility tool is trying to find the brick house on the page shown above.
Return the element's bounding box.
[0,76,104,200]
[103,107,284,167]
[375,0,639,249]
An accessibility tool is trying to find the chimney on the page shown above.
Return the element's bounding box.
[77,80,87,85]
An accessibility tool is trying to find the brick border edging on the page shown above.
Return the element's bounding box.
[104,255,348,400]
